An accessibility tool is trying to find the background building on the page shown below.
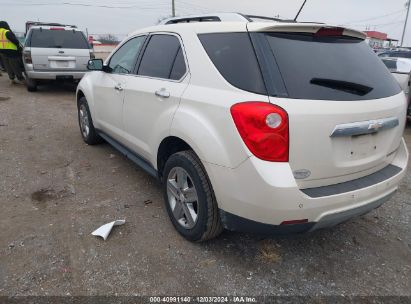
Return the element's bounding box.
[365,30,399,49]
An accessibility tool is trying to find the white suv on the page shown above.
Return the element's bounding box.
[77,18,408,241]
[23,25,93,91]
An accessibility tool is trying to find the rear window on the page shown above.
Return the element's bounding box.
[384,52,411,59]
[198,33,267,95]
[257,32,401,100]
[382,59,411,74]
[29,29,89,49]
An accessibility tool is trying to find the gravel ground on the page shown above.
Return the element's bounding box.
[0,76,410,297]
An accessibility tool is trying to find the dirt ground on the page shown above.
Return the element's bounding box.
[0,75,410,297]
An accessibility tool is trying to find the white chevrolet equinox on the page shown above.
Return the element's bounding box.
[77,17,409,241]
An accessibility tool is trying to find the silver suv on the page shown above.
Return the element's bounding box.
[23,25,93,91]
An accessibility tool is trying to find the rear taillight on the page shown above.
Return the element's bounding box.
[23,51,32,64]
[230,102,289,162]
[315,27,344,37]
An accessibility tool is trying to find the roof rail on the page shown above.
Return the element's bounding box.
[165,16,221,24]
[25,21,77,34]
[243,14,295,23]
[161,13,302,25]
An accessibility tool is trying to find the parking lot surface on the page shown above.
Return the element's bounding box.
[0,77,410,296]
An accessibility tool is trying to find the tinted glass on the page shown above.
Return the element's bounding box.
[378,53,390,57]
[391,52,411,58]
[169,48,186,80]
[138,35,183,79]
[30,29,89,49]
[382,59,411,74]
[382,59,397,70]
[199,33,266,95]
[108,36,145,74]
[259,33,401,100]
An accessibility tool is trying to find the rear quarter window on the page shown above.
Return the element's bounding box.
[29,29,89,49]
[198,33,267,95]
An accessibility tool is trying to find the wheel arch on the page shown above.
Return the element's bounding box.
[76,76,98,123]
[76,89,85,107]
[156,136,196,180]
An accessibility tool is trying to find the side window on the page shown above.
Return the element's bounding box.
[108,36,145,74]
[138,34,186,80]
[169,48,186,80]
[198,33,267,95]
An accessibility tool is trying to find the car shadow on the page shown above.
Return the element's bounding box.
[32,81,78,94]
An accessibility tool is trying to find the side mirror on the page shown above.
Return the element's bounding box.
[87,59,103,71]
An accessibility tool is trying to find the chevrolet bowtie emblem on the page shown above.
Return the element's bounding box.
[368,121,383,131]
[330,117,399,137]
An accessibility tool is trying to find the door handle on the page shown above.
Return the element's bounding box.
[114,84,123,91]
[155,89,170,98]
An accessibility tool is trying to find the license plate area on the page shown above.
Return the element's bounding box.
[56,61,69,68]
[56,75,74,81]
[350,133,377,159]
[48,57,76,69]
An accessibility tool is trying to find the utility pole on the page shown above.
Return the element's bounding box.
[172,0,175,17]
[401,0,410,46]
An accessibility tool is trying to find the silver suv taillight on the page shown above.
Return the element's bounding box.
[23,50,32,64]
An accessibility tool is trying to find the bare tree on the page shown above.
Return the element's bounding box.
[98,34,120,44]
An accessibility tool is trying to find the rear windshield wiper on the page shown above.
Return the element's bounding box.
[310,78,373,96]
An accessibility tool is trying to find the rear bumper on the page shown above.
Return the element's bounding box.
[220,190,394,234]
[205,138,408,234]
[25,70,86,80]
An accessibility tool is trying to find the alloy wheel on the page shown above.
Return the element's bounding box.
[167,167,199,229]
[79,104,90,139]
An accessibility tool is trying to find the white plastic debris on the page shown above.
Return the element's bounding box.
[91,220,125,240]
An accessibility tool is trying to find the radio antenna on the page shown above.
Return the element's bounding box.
[294,0,308,21]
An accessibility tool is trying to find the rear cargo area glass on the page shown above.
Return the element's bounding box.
[29,29,89,49]
[258,33,401,101]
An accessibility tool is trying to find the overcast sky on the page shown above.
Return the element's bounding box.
[2,0,410,45]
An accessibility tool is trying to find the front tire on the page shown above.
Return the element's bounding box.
[163,150,223,242]
[77,97,103,145]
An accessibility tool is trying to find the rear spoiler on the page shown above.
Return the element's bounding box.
[247,23,366,40]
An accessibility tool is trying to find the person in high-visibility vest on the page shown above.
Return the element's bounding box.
[0,21,24,84]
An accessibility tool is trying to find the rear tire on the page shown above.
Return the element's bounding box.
[77,97,103,145]
[163,150,223,242]
[26,78,37,92]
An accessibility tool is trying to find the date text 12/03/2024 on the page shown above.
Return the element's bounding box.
[149,296,257,303]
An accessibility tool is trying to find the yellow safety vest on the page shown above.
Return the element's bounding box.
[0,28,18,51]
